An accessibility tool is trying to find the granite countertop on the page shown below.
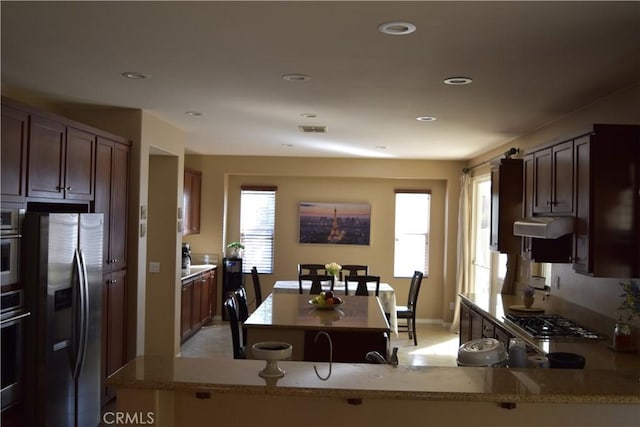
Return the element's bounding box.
[181,264,216,280]
[460,293,640,371]
[108,355,640,404]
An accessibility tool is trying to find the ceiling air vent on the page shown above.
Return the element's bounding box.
[298,125,327,133]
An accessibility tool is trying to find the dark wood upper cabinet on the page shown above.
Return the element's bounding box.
[183,168,202,235]
[533,140,573,215]
[1,106,28,200]
[27,116,66,199]
[490,158,523,253]
[27,118,96,201]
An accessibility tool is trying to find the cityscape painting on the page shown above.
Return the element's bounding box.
[298,202,371,245]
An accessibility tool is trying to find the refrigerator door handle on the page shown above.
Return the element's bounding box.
[78,249,90,377]
[72,248,89,380]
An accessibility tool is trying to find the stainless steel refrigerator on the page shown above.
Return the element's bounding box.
[23,213,103,427]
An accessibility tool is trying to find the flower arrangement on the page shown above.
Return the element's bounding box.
[522,286,536,297]
[227,241,245,250]
[618,280,640,322]
[325,262,342,277]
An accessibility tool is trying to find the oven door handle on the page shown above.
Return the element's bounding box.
[0,311,31,325]
[0,233,22,239]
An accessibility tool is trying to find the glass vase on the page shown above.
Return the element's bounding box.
[613,321,633,351]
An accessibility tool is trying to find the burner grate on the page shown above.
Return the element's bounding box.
[505,314,602,341]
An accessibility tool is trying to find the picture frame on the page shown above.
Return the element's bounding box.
[298,202,371,245]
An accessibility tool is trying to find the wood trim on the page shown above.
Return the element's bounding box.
[394,189,431,194]
[241,185,277,191]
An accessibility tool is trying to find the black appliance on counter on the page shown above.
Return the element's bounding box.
[222,257,243,320]
[504,314,602,341]
[182,243,192,270]
[22,212,103,427]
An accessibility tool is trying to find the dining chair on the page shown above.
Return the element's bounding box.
[234,287,249,346]
[298,263,327,276]
[250,266,263,307]
[344,275,380,296]
[396,271,424,345]
[339,265,368,280]
[298,274,334,294]
[223,295,246,359]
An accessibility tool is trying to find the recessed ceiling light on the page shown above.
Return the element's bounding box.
[185,111,204,117]
[378,21,416,35]
[416,116,437,122]
[121,71,150,80]
[300,113,318,118]
[282,73,312,82]
[443,77,473,85]
[282,144,294,148]
[376,145,388,150]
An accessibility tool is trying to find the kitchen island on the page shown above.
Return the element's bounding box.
[107,355,640,427]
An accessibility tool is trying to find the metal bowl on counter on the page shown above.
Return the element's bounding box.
[457,338,507,367]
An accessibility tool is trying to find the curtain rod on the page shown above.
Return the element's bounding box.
[462,147,519,174]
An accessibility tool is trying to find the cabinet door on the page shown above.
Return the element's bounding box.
[64,127,95,200]
[209,269,218,316]
[183,169,202,235]
[459,303,471,345]
[105,269,127,376]
[469,307,483,341]
[551,141,574,213]
[192,276,203,331]
[109,143,130,271]
[95,140,114,270]
[490,159,523,253]
[573,135,591,273]
[521,154,534,257]
[28,116,66,199]
[1,106,28,199]
[181,281,194,339]
[533,148,552,213]
[200,274,211,323]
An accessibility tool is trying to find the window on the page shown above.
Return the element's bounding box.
[471,175,507,296]
[240,186,276,273]
[394,191,430,277]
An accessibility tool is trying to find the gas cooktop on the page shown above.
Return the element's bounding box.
[504,314,602,341]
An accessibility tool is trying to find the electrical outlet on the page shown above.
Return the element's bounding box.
[449,302,455,310]
[149,262,160,273]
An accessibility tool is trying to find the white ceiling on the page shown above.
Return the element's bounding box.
[2,1,639,160]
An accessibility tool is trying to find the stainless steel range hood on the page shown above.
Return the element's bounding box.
[513,216,574,239]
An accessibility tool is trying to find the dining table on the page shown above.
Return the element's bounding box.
[272,280,398,334]
[244,293,390,363]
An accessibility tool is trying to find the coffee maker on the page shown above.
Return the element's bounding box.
[181,243,192,270]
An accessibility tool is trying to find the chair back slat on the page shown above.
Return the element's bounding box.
[339,264,368,280]
[344,275,380,296]
[251,266,263,306]
[298,274,335,294]
[224,296,245,359]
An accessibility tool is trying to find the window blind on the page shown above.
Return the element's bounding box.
[240,187,276,273]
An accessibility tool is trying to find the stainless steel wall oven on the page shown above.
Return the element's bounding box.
[1,290,30,411]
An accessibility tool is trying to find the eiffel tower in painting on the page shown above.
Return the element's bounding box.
[327,207,345,243]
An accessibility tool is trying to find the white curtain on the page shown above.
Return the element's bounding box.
[449,173,472,333]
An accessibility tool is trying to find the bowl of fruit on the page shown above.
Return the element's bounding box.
[309,291,344,310]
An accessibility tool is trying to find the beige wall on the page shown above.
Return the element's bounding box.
[183,156,465,323]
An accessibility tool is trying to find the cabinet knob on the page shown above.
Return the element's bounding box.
[110,279,117,284]
[65,185,72,191]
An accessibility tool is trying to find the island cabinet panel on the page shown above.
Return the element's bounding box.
[490,158,523,253]
[183,169,201,235]
[459,300,515,348]
[1,105,28,200]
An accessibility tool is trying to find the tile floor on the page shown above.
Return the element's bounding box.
[180,318,460,366]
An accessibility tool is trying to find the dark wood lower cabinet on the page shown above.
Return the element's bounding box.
[181,269,217,343]
[102,268,127,403]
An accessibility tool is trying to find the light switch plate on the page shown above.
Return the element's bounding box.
[149,262,160,273]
